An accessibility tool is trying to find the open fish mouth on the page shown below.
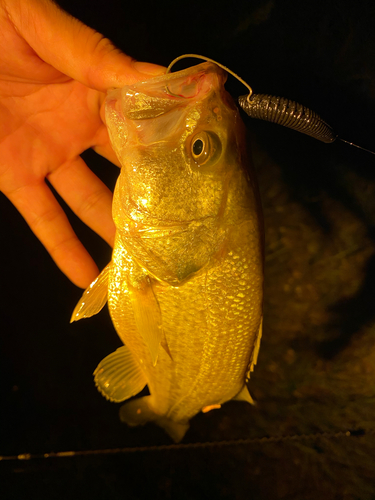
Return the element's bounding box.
[106,62,229,121]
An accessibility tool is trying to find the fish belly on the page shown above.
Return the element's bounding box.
[108,221,263,424]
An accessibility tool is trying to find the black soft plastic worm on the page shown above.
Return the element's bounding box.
[238,94,336,144]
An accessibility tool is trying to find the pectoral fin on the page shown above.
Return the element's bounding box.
[70,263,111,322]
[93,345,147,402]
[128,277,164,366]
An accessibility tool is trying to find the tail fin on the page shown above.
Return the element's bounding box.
[119,396,189,443]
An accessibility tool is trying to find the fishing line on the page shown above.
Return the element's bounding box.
[166,53,253,98]
[0,427,372,462]
[167,54,375,155]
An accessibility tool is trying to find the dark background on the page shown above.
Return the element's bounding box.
[1,0,375,498]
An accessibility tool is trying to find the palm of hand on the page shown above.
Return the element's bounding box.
[0,77,112,185]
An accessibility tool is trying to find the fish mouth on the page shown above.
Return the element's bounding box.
[133,61,227,96]
[162,62,227,100]
[106,62,229,121]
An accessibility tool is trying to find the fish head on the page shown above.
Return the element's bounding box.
[105,62,251,228]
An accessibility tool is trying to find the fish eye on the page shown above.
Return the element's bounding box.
[193,139,204,156]
[190,131,222,166]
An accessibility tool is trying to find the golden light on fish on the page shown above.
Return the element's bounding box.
[71,62,264,442]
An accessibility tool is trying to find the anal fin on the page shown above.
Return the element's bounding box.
[202,404,221,413]
[94,345,147,403]
[70,263,111,322]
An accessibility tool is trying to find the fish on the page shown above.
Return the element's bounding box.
[71,62,264,442]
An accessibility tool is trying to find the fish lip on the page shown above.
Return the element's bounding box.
[106,91,126,119]
[124,62,227,93]
[162,63,226,100]
[105,62,228,120]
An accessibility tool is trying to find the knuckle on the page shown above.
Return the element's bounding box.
[78,189,107,217]
[31,206,60,229]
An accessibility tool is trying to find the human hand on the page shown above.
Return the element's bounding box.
[0,0,165,288]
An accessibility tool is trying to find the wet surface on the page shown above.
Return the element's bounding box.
[1,1,375,498]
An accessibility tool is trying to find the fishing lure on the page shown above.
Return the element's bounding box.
[167,54,374,155]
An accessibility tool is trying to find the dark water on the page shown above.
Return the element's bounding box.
[1,1,375,498]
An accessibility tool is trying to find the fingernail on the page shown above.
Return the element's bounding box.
[132,61,166,76]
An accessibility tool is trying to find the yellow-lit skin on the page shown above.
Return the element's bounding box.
[105,63,263,427]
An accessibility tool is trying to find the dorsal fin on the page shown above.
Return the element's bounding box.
[246,317,263,380]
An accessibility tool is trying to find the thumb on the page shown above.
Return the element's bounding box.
[7,0,165,91]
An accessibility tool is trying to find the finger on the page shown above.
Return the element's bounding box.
[90,112,121,167]
[5,180,99,288]
[7,0,166,91]
[47,156,116,248]
[93,144,121,169]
